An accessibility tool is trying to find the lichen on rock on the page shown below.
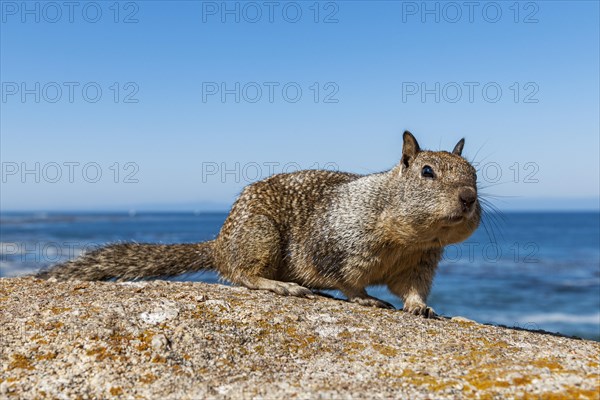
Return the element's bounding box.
[1,277,598,399]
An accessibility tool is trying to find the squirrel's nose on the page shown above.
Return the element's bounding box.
[459,187,477,213]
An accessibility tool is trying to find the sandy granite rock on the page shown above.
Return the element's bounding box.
[0,277,598,399]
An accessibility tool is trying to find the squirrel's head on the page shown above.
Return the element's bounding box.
[386,131,481,248]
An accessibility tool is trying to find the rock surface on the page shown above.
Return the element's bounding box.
[1,277,598,399]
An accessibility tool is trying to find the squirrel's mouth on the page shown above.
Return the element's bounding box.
[443,215,465,226]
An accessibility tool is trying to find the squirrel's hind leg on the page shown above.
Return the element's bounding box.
[239,276,314,298]
[218,214,314,299]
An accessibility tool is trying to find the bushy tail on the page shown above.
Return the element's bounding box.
[36,241,216,281]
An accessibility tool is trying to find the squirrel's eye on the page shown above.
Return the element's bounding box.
[421,165,434,178]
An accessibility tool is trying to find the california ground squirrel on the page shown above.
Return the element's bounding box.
[38,132,480,317]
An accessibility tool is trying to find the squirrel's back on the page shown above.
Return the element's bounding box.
[221,169,360,231]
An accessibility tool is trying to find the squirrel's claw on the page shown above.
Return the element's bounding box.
[404,304,437,319]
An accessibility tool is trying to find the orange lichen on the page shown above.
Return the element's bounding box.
[531,358,564,371]
[139,373,157,384]
[391,368,458,392]
[337,330,352,339]
[35,352,57,361]
[511,376,532,386]
[86,346,114,361]
[109,387,123,396]
[522,387,600,400]
[151,355,167,363]
[134,330,155,352]
[8,354,34,370]
[43,321,64,330]
[372,343,399,357]
[344,342,367,355]
[462,368,512,391]
[50,307,72,315]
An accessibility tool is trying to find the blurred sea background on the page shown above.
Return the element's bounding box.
[1,211,598,341]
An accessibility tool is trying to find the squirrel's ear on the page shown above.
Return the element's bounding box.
[401,131,420,168]
[452,138,465,156]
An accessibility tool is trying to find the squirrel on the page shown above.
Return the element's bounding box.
[37,131,480,317]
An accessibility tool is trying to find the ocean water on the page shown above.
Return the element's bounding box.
[1,211,598,341]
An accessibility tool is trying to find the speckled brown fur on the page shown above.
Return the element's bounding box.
[38,132,480,316]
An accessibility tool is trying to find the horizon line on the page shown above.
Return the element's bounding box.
[1,208,599,214]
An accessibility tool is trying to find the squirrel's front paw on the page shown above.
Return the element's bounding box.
[403,303,437,318]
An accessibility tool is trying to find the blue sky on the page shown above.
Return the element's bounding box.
[1,0,599,211]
